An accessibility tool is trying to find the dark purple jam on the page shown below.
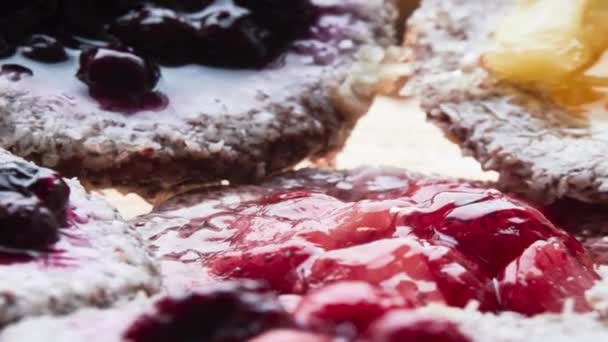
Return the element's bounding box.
[124,281,293,342]
[0,161,70,253]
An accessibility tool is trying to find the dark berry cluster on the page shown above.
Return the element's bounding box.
[124,281,293,342]
[0,0,318,96]
[0,161,70,252]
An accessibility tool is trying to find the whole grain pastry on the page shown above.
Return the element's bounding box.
[0,0,398,200]
[0,148,160,325]
[401,0,608,204]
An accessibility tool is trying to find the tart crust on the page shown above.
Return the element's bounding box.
[0,149,160,325]
[400,0,608,204]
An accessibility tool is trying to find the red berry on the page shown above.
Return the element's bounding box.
[498,238,599,315]
[294,281,409,338]
[209,242,320,293]
[365,310,471,342]
[304,238,498,311]
[225,191,403,250]
[398,186,577,275]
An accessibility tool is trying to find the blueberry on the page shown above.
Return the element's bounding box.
[0,161,70,225]
[59,0,135,37]
[22,34,68,63]
[235,0,317,35]
[109,6,197,65]
[124,281,293,342]
[0,191,59,251]
[152,0,213,12]
[77,47,161,95]
[0,37,16,59]
[0,64,33,81]
[0,1,59,42]
[192,1,276,68]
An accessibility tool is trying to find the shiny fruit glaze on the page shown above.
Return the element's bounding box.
[137,168,603,341]
[293,281,410,338]
[498,238,599,316]
[303,238,498,311]
[364,310,472,342]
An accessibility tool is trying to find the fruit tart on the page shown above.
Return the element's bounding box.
[399,0,608,204]
[0,148,160,325]
[113,167,608,341]
[0,0,398,199]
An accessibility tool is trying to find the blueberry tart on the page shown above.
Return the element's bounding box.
[0,0,398,199]
[0,148,160,325]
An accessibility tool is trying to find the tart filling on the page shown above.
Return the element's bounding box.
[129,167,608,341]
[483,0,608,109]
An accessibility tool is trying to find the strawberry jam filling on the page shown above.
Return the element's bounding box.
[137,168,605,340]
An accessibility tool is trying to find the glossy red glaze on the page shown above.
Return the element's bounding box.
[498,238,599,316]
[365,310,472,342]
[144,169,601,326]
[194,175,600,317]
[398,186,581,275]
[293,281,409,337]
[302,238,498,311]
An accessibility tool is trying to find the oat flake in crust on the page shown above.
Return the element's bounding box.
[401,0,608,204]
[0,149,160,325]
[0,0,398,200]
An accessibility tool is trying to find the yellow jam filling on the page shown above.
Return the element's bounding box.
[483,0,608,111]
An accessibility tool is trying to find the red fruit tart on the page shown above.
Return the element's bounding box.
[110,167,608,341]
